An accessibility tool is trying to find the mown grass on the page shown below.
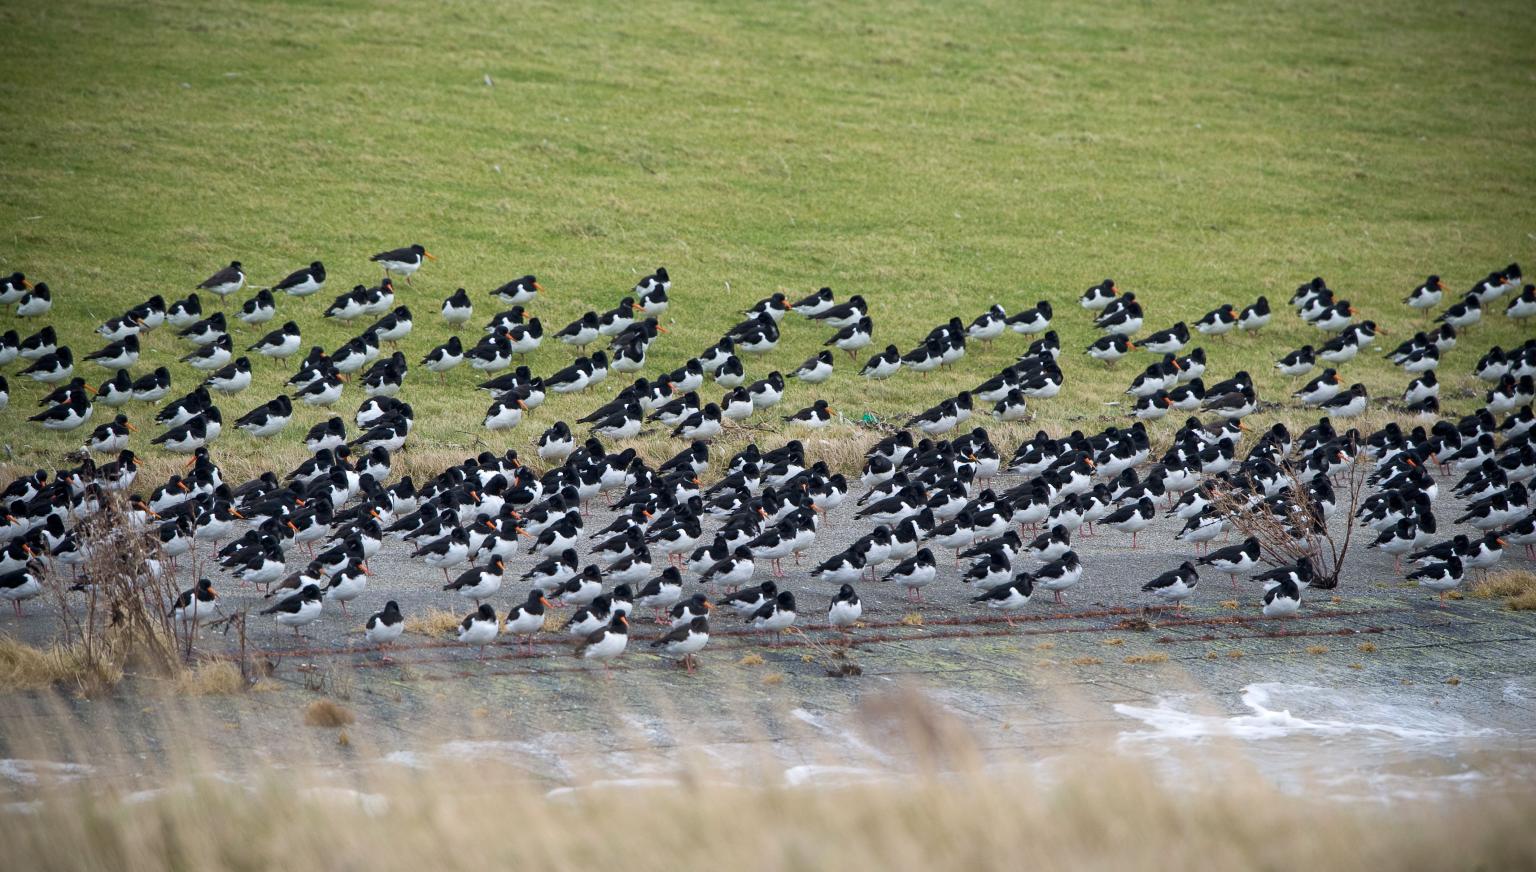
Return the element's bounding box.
[1,0,1533,479]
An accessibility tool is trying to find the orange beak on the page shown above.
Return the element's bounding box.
[230,509,246,519]
[84,384,98,395]
[703,601,714,612]
[532,282,542,293]
[517,527,531,538]
[656,325,669,333]
[21,279,32,289]
[630,303,644,312]
[424,251,437,261]
[360,562,372,575]
[125,422,137,432]
[1126,342,1136,350]
[540,596,552,608]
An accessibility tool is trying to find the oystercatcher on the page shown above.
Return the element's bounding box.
[269,261,326,297]
[370,244,435,283]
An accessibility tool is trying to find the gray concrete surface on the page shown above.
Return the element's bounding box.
[1,473,1533,798]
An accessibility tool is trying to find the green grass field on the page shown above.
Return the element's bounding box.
[2,0,1534,479]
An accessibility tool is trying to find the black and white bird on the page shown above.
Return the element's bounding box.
[169,578,222,628]
[1197,536,1262,588]
[260,583,323,638]
[1195,304,1237,337]
[651,616,709,671]
[1236,296,1271,333]
[363,600,405,658]
[1087,334,1136,366]
[827,584,862,632]
[248,321,302,361]
[577,613,630,666]
[1006,301,1053,336]
[84,335,140,370]
[1436,294,1481,329]
[15,283,52,317]
[1141,561,1199,611]
[1261,574,1302,618]
[971,575,1032,625]
[1318,383,1368,418]
[826,317,873,359]
[197,261,246,301]
[1079,278,1119,311]
[370,244,435,283]
[20,346,74,384]
[1405,275,1445,314]
[84,413,135,453]
[434,288,471,328]
[1101,497,1154,548]
[860,345,903,379]
[269,261,326,297]
[456,603,500,658]
[238,288,276,326]
[29,386,93,431]
[746,590,798,646]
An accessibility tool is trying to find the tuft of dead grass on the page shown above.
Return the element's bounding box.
[1472,571,1536,610]
[304,699,356,728]
[900,612,924,626]
[738,653,765,666]
[173,661,245,696]
[1123,652,1169,665]
[1071,656,1103,666]
[406,608,464,636]
[1306,646,1329,656]
[0,637,122,693]
[1358,642,1378,653]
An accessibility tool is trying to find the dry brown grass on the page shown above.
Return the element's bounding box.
[1307,646,1330,656]
[1471,570,1536,611]
[303,699,356,728]
[406,607,464,636]
[0,637,122,693]
[1358,642,1378,653]
[738,653,765,666]
[172,661,245,696]
[0,748,1532,872]
[1071,656,1103,666]
[1123,652,1170,665]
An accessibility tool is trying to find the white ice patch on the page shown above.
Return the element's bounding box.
[1114,683,1500,743]
[0,759,93,786]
